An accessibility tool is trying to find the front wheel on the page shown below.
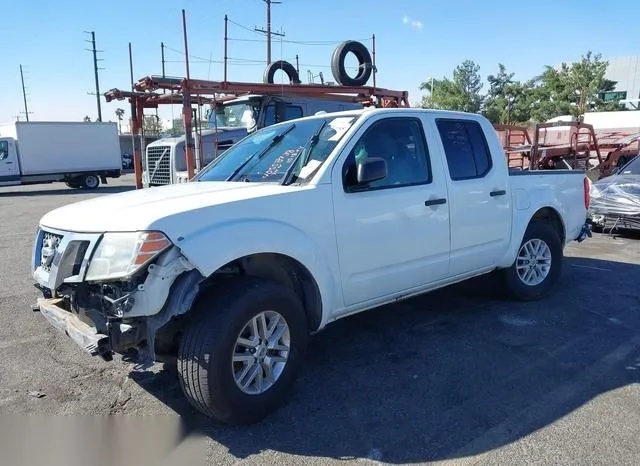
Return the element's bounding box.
[177,277,308,425]
[502,221,563,301]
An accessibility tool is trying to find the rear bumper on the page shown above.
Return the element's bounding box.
[37,298,111,359]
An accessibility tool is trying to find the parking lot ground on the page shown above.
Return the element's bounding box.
[1,175,639,465]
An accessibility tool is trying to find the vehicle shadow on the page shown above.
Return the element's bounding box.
[0,185,134,198]
[129,256,640,463]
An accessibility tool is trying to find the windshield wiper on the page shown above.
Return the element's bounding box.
[227,123,295,182]
[282,121,327,185]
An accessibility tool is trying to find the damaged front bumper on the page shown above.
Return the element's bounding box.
[34,298,146,361]
[36,297,113,360]
[35,297,147,361]
[31,225,204,364]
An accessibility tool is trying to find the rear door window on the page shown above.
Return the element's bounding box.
[436,119,492,180]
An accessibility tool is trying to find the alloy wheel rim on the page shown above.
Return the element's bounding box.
[231,310,290,395]
[516,238,552,286]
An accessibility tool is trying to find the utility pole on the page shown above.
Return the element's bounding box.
[85,30,103,121]
[161,42,166,94]
[19,65,32,122]
[161,42,166,78]
[255,0,284,64]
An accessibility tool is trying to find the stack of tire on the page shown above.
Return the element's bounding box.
[263,40,373,87]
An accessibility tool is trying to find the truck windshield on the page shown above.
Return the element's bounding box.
[211,102,260,129]
[193,114,359,184]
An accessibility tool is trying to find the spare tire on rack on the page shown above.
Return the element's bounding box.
[263,60,302,84]
[331,40,373,86]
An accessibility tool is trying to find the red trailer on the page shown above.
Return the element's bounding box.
[105,76,409,189]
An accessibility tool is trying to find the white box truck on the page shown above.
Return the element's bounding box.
[0,121,122,189]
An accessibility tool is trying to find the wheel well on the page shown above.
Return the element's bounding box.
[207,253,323,332]
[530,207,565,244]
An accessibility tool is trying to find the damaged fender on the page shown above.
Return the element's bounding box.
[126,247,198,318]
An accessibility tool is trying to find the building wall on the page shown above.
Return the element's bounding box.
[605,56,640,109]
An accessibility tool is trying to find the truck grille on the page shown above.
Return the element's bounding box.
[146,145,172,186]
[40,232,63,272]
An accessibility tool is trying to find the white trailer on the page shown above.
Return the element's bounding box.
[0,121,122,189]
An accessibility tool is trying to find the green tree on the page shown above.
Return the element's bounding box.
[529,52,618,120]
[568,51,618,114]
[418,51,619,124]
[482,64,534,124]
[168,118,185,136]
[115,108,125,134]
[528,66,570,122]
[420,60,483,113]
[143,115,162,135]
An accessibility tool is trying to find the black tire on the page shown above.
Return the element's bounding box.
[263,60,301,85]
[81,174,100,189]
[502,221,563,301]
[65,181,81,189]
[177,277,309,425]
[331,40,373,86]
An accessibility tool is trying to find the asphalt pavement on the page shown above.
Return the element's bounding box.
[1,174,639,466]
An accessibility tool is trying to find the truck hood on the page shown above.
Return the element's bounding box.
[39,181,295,234]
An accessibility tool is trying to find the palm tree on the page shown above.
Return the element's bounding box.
[115,108,125,134]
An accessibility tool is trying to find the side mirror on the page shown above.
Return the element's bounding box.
[357,157,387,185]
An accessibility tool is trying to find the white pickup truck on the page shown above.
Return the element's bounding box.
[31,108,591,424]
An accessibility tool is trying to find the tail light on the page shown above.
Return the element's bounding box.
[583,176,591,210]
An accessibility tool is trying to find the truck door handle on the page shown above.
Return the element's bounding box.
[490,190,506,197]
[425,198,447,206]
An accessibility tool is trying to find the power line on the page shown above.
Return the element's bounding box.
[227,18,371,46]
[164,44,361,70]
[229,37,363,45]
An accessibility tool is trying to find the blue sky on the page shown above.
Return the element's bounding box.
[2,0,639,125]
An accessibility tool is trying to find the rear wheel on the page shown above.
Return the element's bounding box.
[81,174,100,189]
[177,277,308,425]
[502,221,563,301]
